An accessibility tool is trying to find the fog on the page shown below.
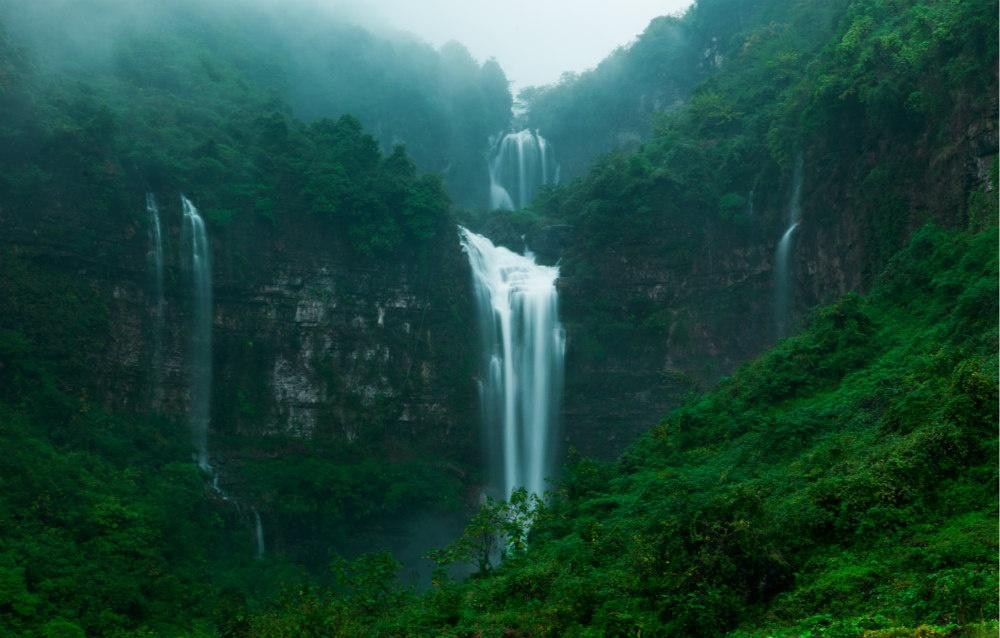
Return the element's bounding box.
[0,0,693,91]
[357,0,695,89]
[0,0,698,204]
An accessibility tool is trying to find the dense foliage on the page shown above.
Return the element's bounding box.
[519,0,998,389]
[0,0,995,635]
[0,18,461,257]
[248,226,997,637]
[520,0,850,179]
[536,0,996,240]
[2,0,512,208]
[232,0,998,634]
[0,254,282,637]
[0,8,472,636]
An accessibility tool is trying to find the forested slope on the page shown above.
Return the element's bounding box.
[250,226,998,638]
[1,0,512,208]
[0,8,478,636]
[521,0,999,457]
[0,0,994,635]
[242,0,999,634]
[520,0,853,179]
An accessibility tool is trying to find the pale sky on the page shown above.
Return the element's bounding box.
[358,1,695,89]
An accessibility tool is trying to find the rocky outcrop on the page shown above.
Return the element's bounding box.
[0,198,480,534]
[555,98,998,459]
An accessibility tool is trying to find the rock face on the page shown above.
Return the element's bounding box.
[1,89,994,557]
[130,210,475,456]
[204,218,478,457]
[0,199,479,551]
[557,225,775,458]
[554,100,998,459]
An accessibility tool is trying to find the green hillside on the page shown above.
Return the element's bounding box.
[0,0,994,636]
[355,226,995,637]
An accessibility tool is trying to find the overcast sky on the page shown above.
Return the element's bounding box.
[358,1,695,90]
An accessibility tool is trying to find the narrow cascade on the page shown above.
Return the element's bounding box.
[460,227,565,499]
[181,195,213,471]
[773,154,804,337]
[488,129,559,210]
[146,193,166,405]
[253,509,265,559]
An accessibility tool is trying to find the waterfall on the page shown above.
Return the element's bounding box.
[773,222,799,336]
[181,195,213,471]
[460,227,565,499]
[488,130,558,210]
[774,155,804,337]
[253,509,265,559]
[146,193,166,405]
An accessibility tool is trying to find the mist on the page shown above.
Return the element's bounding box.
[355,0,694,89]
[1,0,693,89]
[1,0,995,634]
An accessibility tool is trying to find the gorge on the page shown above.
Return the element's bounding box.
[0,0,995,636]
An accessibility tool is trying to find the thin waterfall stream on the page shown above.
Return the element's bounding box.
[774,154,804,337]
[181,195,213,471]
[146,193,166,406]
[178,196,265,559]
[460,227,565,499]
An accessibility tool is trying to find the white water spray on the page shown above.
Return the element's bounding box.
[774,155,804,337]
[460,228,565,499]
[181,195,212,471]
[488,130,559,210]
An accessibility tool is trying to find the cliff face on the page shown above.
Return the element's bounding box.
[204,217,478,452]
[554,97,998,459]
[555,228,774,457]
[0,197,479,558]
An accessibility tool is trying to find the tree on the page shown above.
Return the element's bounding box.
[429,488,543,576]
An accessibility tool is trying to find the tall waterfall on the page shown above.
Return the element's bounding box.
[774,155,804,337]
[181,195,213,471]
[488,129,559,211]
[146,194,166,404]
[460,228,565,499]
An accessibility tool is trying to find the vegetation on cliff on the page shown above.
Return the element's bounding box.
[0,0,995,636]
[0,8,473,636]
[246,225,998,637]
[518,0,998,426]
[2,0,512,209]
[0,21,456,257]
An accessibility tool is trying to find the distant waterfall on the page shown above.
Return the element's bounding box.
[146,194,166,404]
[460,228,565,499]
[181,195,213,471]
[488,130,559,210]
[774,155,804,337]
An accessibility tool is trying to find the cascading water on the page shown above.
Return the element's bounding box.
[178,201,260,558]
[146,193,166,405]
[774,155,804,337]
[460,228,565,499]
[181,195,213,471]
[488,129,559,211]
